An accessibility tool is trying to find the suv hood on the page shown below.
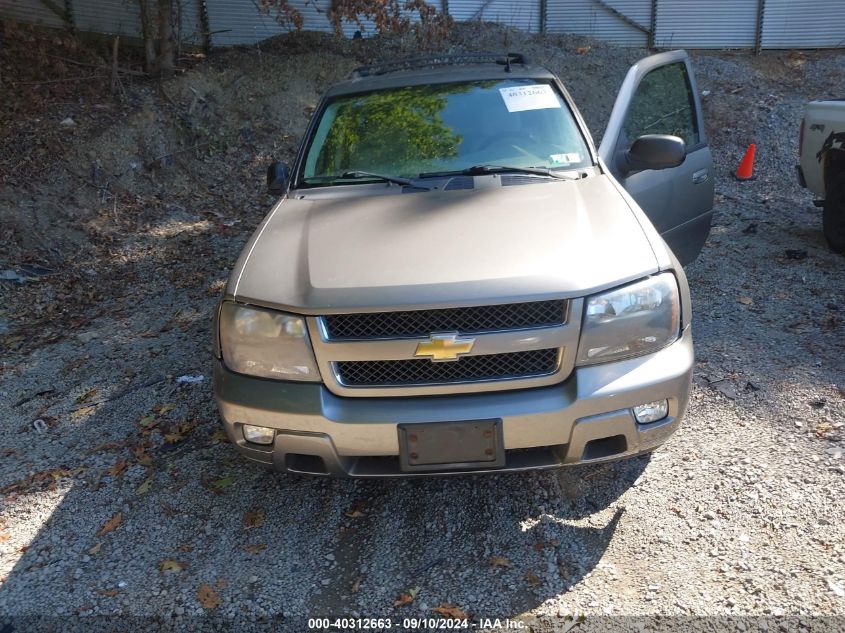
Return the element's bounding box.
[231,175,660,312]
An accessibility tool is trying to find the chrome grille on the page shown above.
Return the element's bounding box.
[335,348,560,387]
[322,300,566,340]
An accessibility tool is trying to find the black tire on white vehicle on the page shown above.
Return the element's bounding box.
[823,151,845,255]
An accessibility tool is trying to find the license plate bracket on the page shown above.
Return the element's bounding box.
[398,419,504,472]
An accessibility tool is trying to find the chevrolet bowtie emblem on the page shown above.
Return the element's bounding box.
[414,333,475,362]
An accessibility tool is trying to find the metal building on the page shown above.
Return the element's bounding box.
[1,0,843,50]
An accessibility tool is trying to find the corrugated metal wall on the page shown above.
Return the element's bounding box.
[654,0,759,49]
[0,0,202,43]
[761,0,845,49]
[448,0,541,33]
[72,0,144,38]
[546,0,650,46]
[0,0,66,28]
[206,0,383,46]
[2,0,844,49]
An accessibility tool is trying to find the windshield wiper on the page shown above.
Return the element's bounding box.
[340,170,430,190]
[420,165,581,180]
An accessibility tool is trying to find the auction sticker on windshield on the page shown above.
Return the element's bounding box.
[499,84,561,112]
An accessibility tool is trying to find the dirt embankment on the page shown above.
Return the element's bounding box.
[0,19,843,628]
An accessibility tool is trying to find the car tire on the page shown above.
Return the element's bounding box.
[823,157,845,255]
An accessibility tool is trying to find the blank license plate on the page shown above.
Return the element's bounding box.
[398,419,504,472]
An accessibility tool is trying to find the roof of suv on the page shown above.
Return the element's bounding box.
[325,53,557,97]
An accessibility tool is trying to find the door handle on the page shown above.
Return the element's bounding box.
[692,168,709,185]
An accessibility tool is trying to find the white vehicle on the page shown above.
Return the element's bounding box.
[798,100,845,254]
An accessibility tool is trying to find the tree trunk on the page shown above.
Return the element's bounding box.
[158,0,175,74]
[138,0,157,73]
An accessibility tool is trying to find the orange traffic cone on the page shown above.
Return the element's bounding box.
[735,144,756,181]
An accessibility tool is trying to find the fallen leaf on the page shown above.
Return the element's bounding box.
[524,571,542,586]
[75,387,98,404]
[197,584,221,609]
[133,444,153,466]
[575,46,591,54]
[156,403,176,415]
[211,429,229,443]
[345,500,367,519]
[96,512,122,536]
[107,458,128,477]
[97,589,118,597]
[211,476,234,490]
[178,543,194,553]
[159,559,186,572]
[490,556,512,569]
[0,533,10,542]
[432,603,468,619]
[87,442,124,454]
[138,416,156,429]
[135,477,153,495]
[163,432,185,443]
[351,576,362,594]
[816,421,834,438]
[244,543,266,554]
[243,508,265,529]
[88,542,103,556]
[72,405,97,419]
[3,448,16,457]
[738,296,754,306]
[394,586,420,607]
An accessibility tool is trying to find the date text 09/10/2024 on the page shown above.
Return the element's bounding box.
[306,618,526,630]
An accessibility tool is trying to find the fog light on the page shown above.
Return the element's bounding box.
[633,400,669,424]
[242,424,274,445]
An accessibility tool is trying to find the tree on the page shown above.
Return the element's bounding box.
[138,0,176,74]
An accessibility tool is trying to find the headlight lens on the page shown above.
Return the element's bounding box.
[576,273,680,365]
[219,302,320,381]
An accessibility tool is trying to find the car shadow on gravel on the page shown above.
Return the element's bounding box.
[306,455,648,621]
[0,405,646,626]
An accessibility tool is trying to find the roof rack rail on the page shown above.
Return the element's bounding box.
[349,52,529,78]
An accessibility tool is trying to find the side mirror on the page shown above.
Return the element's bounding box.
[267,162,290,196]
[620,134,685,174]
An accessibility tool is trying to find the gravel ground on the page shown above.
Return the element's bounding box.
[1,23,844,633]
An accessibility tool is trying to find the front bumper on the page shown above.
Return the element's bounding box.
[213,327,693,477]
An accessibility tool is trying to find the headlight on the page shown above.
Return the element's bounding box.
[576,273,680,366]
[219,302,321,381]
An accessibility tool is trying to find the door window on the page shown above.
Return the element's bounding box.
[622,62,699,150]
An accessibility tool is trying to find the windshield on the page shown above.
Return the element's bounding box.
[300,79,592,185]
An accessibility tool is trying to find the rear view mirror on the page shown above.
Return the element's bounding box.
[621,135,685,174]
[267,162,290,196]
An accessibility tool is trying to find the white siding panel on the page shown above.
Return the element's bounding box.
[762,0,845,49]
[0,0,67,28]
[546,0,649,46]
[655,0,758,49]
